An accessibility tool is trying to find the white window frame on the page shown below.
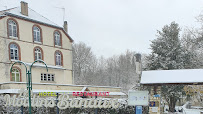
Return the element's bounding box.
[41,73,54,81]
[11,69,20,82]
[10,44,19,60]
[33,26,41,43]
[8,20,18,38]
[34,48,42,60]
[55,52,62,66]
[54,32,61,46]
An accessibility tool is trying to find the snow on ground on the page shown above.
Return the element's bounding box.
[164,102,203,114]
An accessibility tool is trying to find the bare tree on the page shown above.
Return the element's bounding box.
[73,42,145,93]
[73,42,97,85]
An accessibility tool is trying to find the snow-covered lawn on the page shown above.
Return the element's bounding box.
[165,109,201,114]
[164,102,203,114]
[183,109,202,114]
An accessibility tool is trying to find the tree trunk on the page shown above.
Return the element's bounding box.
[169,96,177,112]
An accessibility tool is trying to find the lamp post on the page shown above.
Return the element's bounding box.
[10,60,48,114]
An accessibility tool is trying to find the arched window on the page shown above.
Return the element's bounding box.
[34,47,43,61]
[8,19,18,38]
[9,43,19,60]
[11,68,21,82]
[54,31,61,46]
[55,51,63,66]
[33,26,41,42]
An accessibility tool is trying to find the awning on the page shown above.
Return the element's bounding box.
[0,89,126,96]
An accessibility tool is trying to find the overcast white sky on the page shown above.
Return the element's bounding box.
[0,0,203,58]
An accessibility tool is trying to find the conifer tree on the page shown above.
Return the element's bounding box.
[147,22,193,112]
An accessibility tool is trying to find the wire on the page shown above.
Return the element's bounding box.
[54,6,65,23]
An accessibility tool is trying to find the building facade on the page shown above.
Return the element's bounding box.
[0,1,125,98]
[0,2,73,86]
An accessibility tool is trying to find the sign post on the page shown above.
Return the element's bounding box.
[128,91,149,114]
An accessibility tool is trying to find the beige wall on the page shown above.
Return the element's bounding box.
[0,16,73,84]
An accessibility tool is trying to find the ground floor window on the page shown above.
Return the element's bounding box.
[41,73,54,81]
[11,68,20,82]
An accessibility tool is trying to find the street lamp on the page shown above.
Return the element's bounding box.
[10,60,48,114]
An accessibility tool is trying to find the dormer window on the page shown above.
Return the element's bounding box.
[8,19,18,38]
[33,25,42,43]
[54,31,62,47]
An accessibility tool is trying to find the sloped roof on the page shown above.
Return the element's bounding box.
[140,69,203,85]
[1,7,60,28]
[0,7,74,42]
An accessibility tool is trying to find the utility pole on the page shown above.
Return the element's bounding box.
[54,7,65,24]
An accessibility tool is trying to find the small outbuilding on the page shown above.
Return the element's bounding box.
[140,69,203,114]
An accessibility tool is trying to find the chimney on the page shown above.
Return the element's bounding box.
[63,21,68,33]
[21,1,28,16]
[135,53,141,62]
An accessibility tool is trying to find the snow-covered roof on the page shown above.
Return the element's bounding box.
[0,82,122,89]
[0,7,74,42]
[1,7,61,28]
[0,89,126,96]
[24,62,67,70]
[140,69,203,85]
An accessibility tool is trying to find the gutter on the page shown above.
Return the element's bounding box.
[0,82,122,89]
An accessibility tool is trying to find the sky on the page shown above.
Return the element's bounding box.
[0,0,203,58]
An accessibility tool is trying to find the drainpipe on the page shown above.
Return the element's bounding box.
[72,44,74,85]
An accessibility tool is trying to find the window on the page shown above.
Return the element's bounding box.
[34,47,43,61]
[41,73,54,81]
[10,43,19,60]
[55,51,63,66]
[54,31,61,46]
[33,26,41,43]
[11,68,20,82]
[8,19,18,38]
[153,86,158,95]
